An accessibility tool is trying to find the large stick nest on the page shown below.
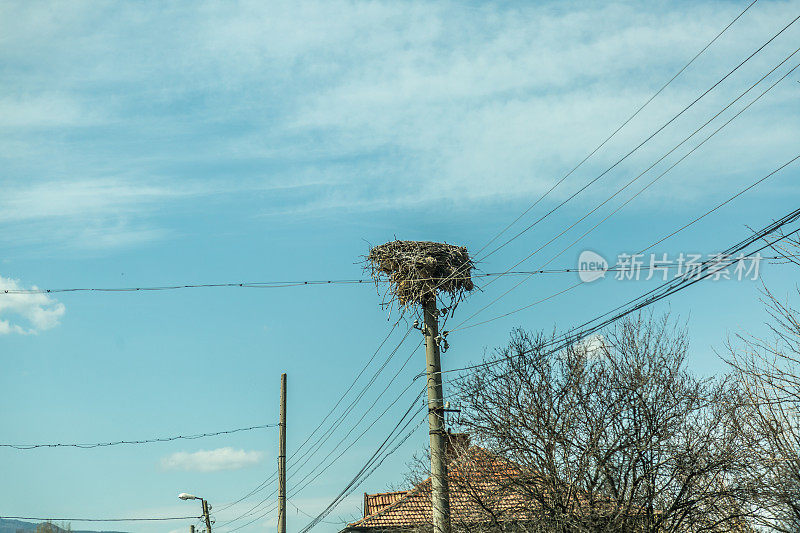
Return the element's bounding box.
[366,240,474,310]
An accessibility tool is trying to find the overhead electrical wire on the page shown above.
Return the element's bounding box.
[217,339,424,529]
[443,206,800,377]
[285,340,420,488]
[0,423,278,450]
[215,332,421,527]
[291,393,427,533]
[449,14,800,315]
[296,411,427,533]
[449,51,800,332]
[287,382,426,501]
[287,500,342,525]
[411,1,775,300]
[212,319,407,519]
[276,325,412,478]
[480,12,799,263]
[0,270,647,295]
[220,392,426,533]
[450,151,800,333]
[0,3,762,304]
[459,0,760,264]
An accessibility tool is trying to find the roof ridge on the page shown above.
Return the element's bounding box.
[368,489,410,497]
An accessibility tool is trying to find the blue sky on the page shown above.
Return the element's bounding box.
[1,1,799,532]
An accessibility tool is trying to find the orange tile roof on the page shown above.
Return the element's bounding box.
[346,447,536,530]
[363,491,410,517]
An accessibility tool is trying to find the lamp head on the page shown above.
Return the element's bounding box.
[179,493,198,500]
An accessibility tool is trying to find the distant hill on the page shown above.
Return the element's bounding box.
[0,519,128,533]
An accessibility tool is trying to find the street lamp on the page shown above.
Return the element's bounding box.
[179,492,213,533]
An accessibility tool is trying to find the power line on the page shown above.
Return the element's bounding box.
[448,152,799,333]
[294,394,427,533]
[217,341,424,529]
[0,271,624,295]
[297,414,427,533]
[284,332,416,483]
[288,382,426,502]
[0,423,278,450]
[212,319,406,517]
[450,52,800,331]
[0,515,201,522]
[287,500,342,525]
[220,396,426,533]
[0,279,377,294]
[215,329,420,527]
[478,12,799,264]
[2,256,796,297]
[637,156,800,255]
[445,206,800,376]
[465,0,760,264]
[451,17,800,314]
[420,11,800,321]
[413,0,768,299]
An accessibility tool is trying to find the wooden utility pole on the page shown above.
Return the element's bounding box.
[423,301,451,533]
[278,373,287,533]
[190,525,195,533]
[202,499,212,533]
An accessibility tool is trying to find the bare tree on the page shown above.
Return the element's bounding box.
[727,288,800,531]
[721,230,800,532]
[453,312,752,533]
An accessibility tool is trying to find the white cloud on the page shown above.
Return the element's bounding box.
[559,334,609,361]
[161,447,264,472]
[0,275,65,335]
[579,334,609,358]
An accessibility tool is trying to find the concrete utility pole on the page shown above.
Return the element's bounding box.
[202,499,212,533]
[278,373,287,533]
[367,240,471,533]
[423,300,451,533]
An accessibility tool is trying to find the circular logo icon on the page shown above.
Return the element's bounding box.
[578,250,608,283]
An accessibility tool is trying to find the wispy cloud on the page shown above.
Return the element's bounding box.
[0,179,194,223]
[1,0,797,242]
[0,275,65,335]
[161,447,264,472]
[0,178,202,251]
